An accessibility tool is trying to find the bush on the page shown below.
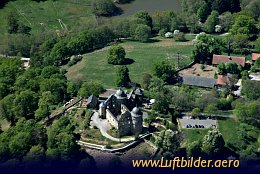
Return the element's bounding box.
[159,29,167,37]
[174,33,187,42]
[200,64,205,70]
[68,55,83,67]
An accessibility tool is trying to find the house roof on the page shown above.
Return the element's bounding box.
[252,53,260,61]
[212,54,245,67]
[87,95,98,105]
[216,75,230,86]
[180,75,216,88]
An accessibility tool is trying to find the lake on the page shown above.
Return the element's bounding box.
[119,0,181,16]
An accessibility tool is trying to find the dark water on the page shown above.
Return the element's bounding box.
[120,0,181,16]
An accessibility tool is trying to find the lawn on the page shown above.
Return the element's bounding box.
[0,0,96,33]
[217,119,241,145]
[181,129,209,147]
[66,39,194,88]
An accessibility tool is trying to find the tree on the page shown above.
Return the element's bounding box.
[1,118,47,159]
[217,62,226,74]
[241,80,260,100]
[226,62,241,74]
[13,90,38,120]
[204,11,219,33]
[211,0,229,14]
[155,130,180,157]
[115,66,131,87]
[195,93,218,111]
[153,61,176,83]
[204,104,218,116]
[134,24,151,42]
[153,92,170,113]
[219,12,233,32]
[197,2,211,23]
[40,78,67,103]
[230,15,258,38]
[202,129,225,156]
[91,0,118,16]
[187,141,202,158]
[234,101,260,128]
[47,117,80,162]
[78,81,104,97]
[23,145,45,169]
[5,10,19,34]
[107,45,126,65]
[142,73,152,90]
[49,40,70,66]
[0,94,16,125]
[35,91,55,121]
[67,81,81,98]
[190,108,200,117]
[193,33,224,63]
[134,11,153,29]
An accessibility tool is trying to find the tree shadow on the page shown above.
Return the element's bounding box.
[124,58,135,65]
[146,38,160,43]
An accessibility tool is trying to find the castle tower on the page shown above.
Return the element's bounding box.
[115,89,127,113]
[131,107,143,135]
[99,102,106,119]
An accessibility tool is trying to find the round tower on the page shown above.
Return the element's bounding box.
[115,89,127,112]
[99,102,106,119]
[131,107,143,135]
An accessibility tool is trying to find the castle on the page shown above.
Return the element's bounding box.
[99,89,143,136]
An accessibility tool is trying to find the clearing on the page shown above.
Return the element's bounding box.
[66,38,194,88]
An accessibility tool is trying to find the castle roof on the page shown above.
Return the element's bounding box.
[115,89,127,98]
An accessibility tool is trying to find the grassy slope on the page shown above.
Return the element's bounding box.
[0,0,95,33]
[181,129,209,147]
[66,38,194,88]
[217,119,241,145]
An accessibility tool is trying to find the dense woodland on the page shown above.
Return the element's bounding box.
[0,0,259,171]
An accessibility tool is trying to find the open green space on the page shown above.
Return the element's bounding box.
[217,119,241,145]
[66,39,194,88]
[181,129,209,147]
[0,0,96,33]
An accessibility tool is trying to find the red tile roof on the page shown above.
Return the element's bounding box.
[212,54,245,67]
[252,53,260,61]
[216,75,230,86]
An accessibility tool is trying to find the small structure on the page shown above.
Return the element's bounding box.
[165,32,173,38]
[252,53,260,62]
[20,58,30,69]
[212,54,245,67]
[98,89,143,136]
[86,95,98,108]
[180,75,216,88]
[216,75,230,87]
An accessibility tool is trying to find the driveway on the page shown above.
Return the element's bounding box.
[90,112,135,142]
[179,116,217,129]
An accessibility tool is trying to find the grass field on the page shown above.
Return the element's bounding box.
[181,129,209,147]
[0,0,96,33]
[217,119,241,145]
[66,38,194,88]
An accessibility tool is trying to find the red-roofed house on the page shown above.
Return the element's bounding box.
[212,54,245,67]
[216,75,230,86]
[252,53,260,62]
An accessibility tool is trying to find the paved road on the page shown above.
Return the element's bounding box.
[90,112,135,142]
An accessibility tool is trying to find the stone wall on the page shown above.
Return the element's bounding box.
[106,109,118,129]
